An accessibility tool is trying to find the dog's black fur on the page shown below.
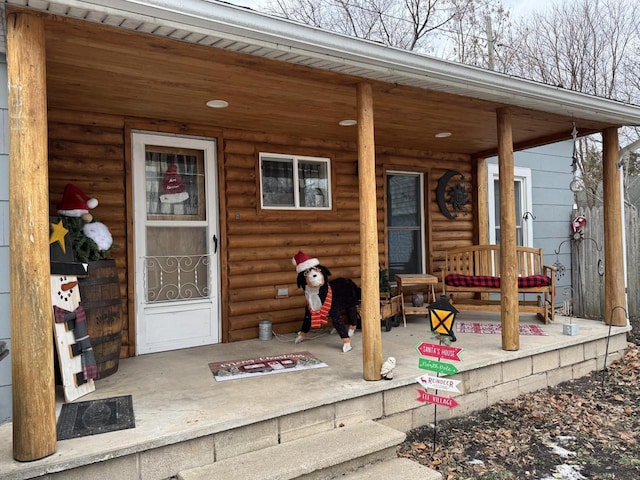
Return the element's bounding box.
[297,264,361,339]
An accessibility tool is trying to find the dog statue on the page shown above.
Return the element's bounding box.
[292,251,361,353]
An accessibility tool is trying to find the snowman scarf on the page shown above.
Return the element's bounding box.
[54,306,99,380]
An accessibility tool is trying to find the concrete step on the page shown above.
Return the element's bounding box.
[177,420,406,480]
[341,458,442,480]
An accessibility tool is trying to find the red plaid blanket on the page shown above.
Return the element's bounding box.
[445,274,551,288]
[518,274,552,288]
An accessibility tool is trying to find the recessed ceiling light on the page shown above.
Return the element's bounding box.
[339,119,357,126]
[435,132,452,138]
[206,99,229,108]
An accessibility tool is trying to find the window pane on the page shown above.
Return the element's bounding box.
[388,175,420,227]
[514,181,522,229]
[388,230,421,279]
[493,178,525,246]
[298,160,329,208]
[262,158,294,207]
[514,181,524,245]
[145,147,205,220]
[387,172,422,277]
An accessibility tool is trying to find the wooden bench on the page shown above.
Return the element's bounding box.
[441,245,556,323]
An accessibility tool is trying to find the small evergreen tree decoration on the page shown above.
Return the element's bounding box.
[379,265,391,295]
[65,216,114,263]
[55,184,115,263]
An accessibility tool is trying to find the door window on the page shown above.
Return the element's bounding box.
[487,164,533,246]
[144,146,209,302]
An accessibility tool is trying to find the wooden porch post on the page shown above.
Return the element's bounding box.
[602,128,627,326]
[475,157,489,303]
[7,12,57,461]
[475,157,488,244]
[356,82,382,380]
[496,109,519,351]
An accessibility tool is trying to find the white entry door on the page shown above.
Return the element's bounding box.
[132,132,220,354]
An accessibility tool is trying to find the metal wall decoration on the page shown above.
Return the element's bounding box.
[436,170,471,219]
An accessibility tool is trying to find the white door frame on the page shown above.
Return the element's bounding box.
[131,131,220,354]
[487,164,534,246]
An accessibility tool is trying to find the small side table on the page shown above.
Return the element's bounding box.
[395,274,438,327]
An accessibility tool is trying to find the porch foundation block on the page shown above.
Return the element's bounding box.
[462,363,502,392]
[546,364,575,387]
[140,436,215,480]
[532,350,561,374]
[560,344,586,366]
[486,379,520,405]
[518,372,549,395]
[502,357,532,382]
[278,405,334,443]
[213,419,278,461]
[335,392,384,427]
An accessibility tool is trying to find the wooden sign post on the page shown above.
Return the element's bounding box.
[416,340,464,450]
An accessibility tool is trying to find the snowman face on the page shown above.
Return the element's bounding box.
[50,275,81,311]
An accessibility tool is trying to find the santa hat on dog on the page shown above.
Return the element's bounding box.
[292,251,319,273]
[57,183,98,218]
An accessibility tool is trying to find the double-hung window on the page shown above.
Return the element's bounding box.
[386,171,425,279]
[260,153,331,210]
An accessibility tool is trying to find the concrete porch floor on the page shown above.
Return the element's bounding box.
[0,312,632,480]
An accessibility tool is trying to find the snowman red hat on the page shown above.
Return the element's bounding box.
[292,251,319,273]
[57,183,98,218]
[160,164,189,204]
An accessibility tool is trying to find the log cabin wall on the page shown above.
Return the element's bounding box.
[380,150,474,278]
[46,109,474,352]
[223,130,365,341]
[47,109,129,355]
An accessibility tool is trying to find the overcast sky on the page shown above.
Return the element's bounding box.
[224,0,558,17]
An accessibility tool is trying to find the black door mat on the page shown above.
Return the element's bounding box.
[57,394,135,440]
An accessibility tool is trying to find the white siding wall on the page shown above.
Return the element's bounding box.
[0,57,11,424]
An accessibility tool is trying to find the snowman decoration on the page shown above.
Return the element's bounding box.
[50,272,98,401]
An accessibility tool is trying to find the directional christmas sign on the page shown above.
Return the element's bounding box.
[418,357,459,376]
[416,342,463,361]
[416,389,459,409]
[416,374,461,393]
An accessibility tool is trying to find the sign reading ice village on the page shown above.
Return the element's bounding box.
[416,341,463,409]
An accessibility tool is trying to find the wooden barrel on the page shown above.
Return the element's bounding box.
[78,259,123,379]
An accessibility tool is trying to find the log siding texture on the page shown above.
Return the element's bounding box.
[47,110,474,353]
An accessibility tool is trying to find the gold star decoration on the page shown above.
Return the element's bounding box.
[50,220,69,254]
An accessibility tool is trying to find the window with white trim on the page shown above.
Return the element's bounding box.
[260,153,331,210]
[487,164,533,246]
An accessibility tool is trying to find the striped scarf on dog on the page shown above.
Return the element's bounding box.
[308,285,333,329]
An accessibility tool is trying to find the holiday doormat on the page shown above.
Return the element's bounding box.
[56,395,135,440]
[456,322,547,336]
[209,351,327,382]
